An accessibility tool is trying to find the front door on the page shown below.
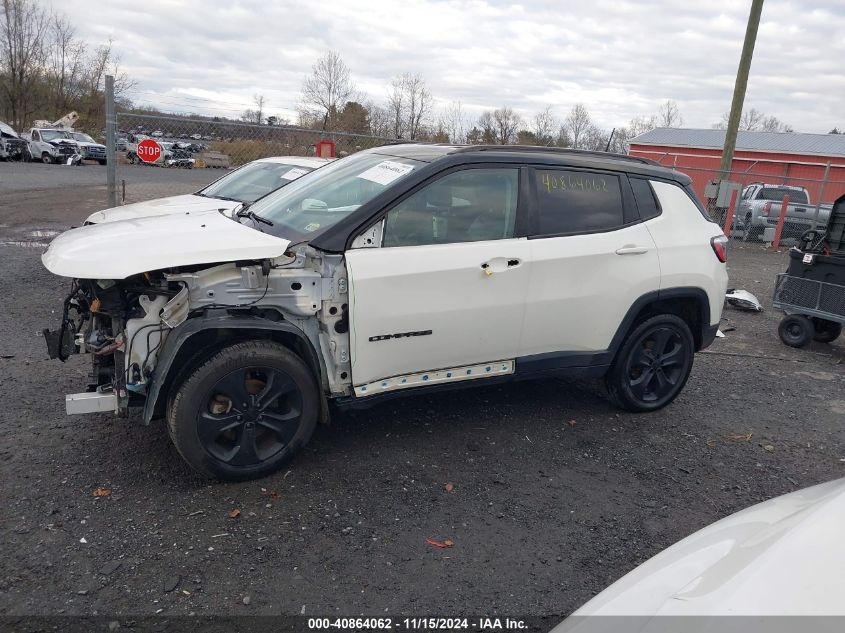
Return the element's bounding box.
[346,166,529,395]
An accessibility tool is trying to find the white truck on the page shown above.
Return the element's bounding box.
[21,127,82,164]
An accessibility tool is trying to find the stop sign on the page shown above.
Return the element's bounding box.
[136,139,162,163]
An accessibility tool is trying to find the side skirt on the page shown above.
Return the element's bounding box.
[336,352,611,410]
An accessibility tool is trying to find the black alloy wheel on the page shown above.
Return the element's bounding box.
[606,314,695,412]
[167,341,318,481]
[199,366,302,466]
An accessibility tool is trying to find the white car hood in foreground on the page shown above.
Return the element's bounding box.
[43,209,290,279]
[85,194,240,225]
[556,477,845,626]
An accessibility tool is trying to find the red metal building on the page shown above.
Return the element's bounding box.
[628,128,845,205]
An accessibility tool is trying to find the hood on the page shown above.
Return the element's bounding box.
[76,140,105,149]
[0,121,19,138]
[558,478,845,622]
[85,194,240,225]
[43,209,290,279]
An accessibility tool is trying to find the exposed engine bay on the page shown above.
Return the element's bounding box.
[43,245,352,419]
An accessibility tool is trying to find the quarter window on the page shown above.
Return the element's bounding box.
[382,168,518,247]
[534,169,623,235]
[630,177,661,221]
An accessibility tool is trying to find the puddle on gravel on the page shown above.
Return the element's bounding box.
[0,228,60,248]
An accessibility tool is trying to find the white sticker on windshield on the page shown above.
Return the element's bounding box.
[280,167,309,181]
[356,160,414,186]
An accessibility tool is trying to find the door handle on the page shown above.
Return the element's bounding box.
[615,245,649,255]
[481,258,522,276]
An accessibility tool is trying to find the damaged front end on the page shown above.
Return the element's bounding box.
[43,272,186,416]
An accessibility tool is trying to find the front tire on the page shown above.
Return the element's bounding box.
[605,314,695,412]
[41,152,52,164]
[167,341,319,481]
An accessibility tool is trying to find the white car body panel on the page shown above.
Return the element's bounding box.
[346,238,531,386]
[85,156,332,225]
[85,194,240,224]
[519,223,660,355]
[557,478,845,621]
[42,209,290,279]
[646,181,729,327]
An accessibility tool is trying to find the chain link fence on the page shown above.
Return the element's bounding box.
[636,153,845,248]
[108,112,408,205]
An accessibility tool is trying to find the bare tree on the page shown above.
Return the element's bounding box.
[714,107,793,132]
[491,106,521,144]
[365,100,391,137]
[253,94,265,124]
[300,50,354,130]
[477,110,496,144]
[564,103,592,149]
[610,115,657,153]
[657,99,683,127]
[532,105,557,145]
[441,100,467,144]
[0,0,50,129]
[47,13,84,117]
[386,72,431,139]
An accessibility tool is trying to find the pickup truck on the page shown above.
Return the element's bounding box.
[21,127,81,164]
[738,183,831,241]
[0,120,29,161]
[67,131,107,164]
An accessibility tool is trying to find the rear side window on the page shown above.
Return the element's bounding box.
[757,187,808,204]
[630,177,661,221]
[534,169,624,235]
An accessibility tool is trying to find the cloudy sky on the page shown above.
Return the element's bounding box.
[57,0,844,133]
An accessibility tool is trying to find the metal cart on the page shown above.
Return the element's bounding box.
[773,272,845,347]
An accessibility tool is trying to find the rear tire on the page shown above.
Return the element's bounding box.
[605,314,695,412]
[167,340,319,481]
[778,315,814,348]
[811,318,842,343]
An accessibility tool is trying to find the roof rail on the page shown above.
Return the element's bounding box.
[452,144,661,166]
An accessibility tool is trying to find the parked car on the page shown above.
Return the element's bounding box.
[42,144,728,480]
[68,131,107,165]
[21,127,81,164]
[84,156,333,224]
[554,477,845,624]
[738,183,831,241]
[0,120,30,161]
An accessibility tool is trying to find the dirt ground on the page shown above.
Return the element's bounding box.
[0,166,843,625]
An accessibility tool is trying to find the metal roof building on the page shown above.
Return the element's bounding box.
[628,128,845,205]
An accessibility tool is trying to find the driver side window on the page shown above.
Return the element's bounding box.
[382,168,518,247]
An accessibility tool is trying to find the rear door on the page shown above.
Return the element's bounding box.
[519,167,660,360]
[345,166,530,395]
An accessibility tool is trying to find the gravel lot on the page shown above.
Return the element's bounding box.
[0,167,843,624]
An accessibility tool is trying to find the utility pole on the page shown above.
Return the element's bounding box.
[105,75,117,208]
[719,0,764,179]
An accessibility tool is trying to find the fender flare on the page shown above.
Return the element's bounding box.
[608,287,712,357]
[142,313,323,424]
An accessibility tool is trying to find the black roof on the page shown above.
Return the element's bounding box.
[368,143,686,183]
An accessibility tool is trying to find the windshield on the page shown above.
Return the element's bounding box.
[200,161,319,203]
[758,188,809,204]
[71,132,96,143]
[41,130,69,142]
[248,152,424,240]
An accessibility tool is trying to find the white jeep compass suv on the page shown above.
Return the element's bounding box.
[42,144,729,480]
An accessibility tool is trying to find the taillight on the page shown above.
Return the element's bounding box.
[761,201,772,217]
[711,235,728,263]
